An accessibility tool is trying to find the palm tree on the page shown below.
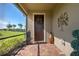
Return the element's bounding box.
[18,24,23,29]
[7,24,12,31]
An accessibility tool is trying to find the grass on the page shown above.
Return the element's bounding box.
[0,30,24,38]
[0,30,25,55]
[0,35,25,55]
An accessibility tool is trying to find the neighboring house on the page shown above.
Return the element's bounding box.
[16,3,79,55]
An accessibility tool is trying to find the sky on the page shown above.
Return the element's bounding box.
[0,3,26,29]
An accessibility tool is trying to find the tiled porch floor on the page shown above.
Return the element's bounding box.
[16,43,63,56]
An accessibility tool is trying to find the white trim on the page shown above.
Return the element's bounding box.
[33,13,46,43]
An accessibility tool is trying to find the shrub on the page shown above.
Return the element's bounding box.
[71,30,79,56]
[70,51,79,56]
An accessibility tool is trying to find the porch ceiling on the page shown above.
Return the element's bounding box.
[19,3,56,12]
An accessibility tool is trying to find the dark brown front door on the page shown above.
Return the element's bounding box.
[34,15,44,41]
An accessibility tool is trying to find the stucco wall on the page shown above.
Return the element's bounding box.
[27,11,52,43]
[45,12,52,42]
[52,4,79,55]
[27,12,34,42]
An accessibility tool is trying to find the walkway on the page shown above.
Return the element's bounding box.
[16,43,63,56]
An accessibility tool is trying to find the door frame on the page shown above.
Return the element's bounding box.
[33,13,46,43]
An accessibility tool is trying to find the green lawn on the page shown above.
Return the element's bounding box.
[0,30,24,38]
[0,30,26,55]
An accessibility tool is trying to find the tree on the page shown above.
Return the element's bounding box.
[7,24,12,31]
[13,24,16,29]
[18,24,23,29]
[12,24,16,31]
